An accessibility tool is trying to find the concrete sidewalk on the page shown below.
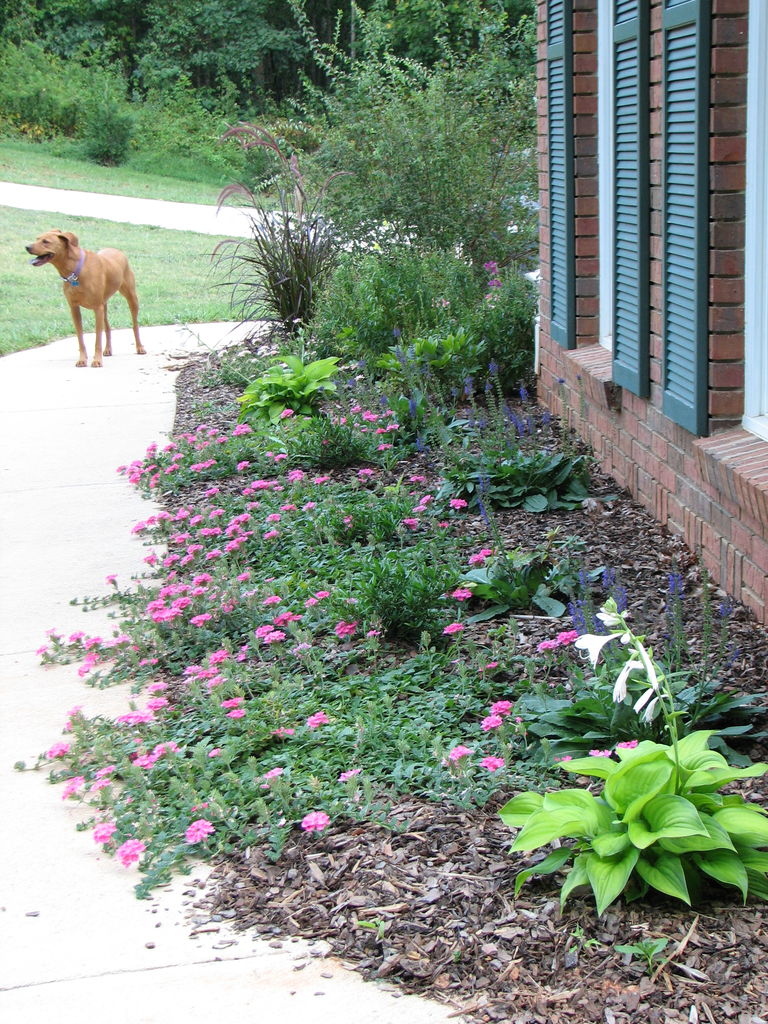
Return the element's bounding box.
[0,325,461,1024]
[0,180,253,237]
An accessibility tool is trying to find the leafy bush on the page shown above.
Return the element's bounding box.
[376,330,486,391]
[310,36,537,266]
[280,416,388,470]
[237,354,340,424]
[460,533,595,620]
[217,126,348,333]
[502,602,768,913]
[81,89,134,166]
[0,40,95,137]
[440,451,591,512]
[469,267,537,385]
[502,732,768,913]
[311,248,478,358]
[356,550,458,641]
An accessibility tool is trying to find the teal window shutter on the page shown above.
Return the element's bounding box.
[662,0,710,435]
[547,0,575,348]
[612,1,650,396]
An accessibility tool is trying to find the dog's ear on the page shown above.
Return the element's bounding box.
[57,231,79,252]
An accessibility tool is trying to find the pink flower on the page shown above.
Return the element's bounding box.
[314,590,331,600]
[447,745,473,762]
[263,530,280,540]
[480,756,505,772]
[334,620,357,639]
[272,727,295,738]
[401,518,420,530]
[481,714,503,732]
[226,708,246,719]
[616,739,639,750]
[208,748,222,758]
[589,749,614,758]
[537,638,561,652]
[449,498,468,510]
[490,700,513,717]
[557,630,580,645]
[116,839,146,867]
[306,711,329,729]
[263,594,282,606]
[93,821,117,844]
[451,588,473,601]
[468,548,493,567]
[220,697,244,709]
[105,574,118,586]
[279,408,295,419]
[443,622,464,636]
[261,630,286,644]
[554,755,573,763]
[61,776,85,800]
[338,768,362,782]
[358,468,376,479]
[301,811,330,832]
[263,767,284,780]
[185,819,216,844]
[46,742,70,759]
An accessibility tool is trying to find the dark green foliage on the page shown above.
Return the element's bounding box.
[356,550,458,641]
[311,249,479,358]
[282,416,387,469]
[461,534,596,620]
[469,272,537,386]
[82,91,134,166]
[440,451,592,512]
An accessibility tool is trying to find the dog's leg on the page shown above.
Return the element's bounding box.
[119,272,145,355]
[103,304,112,357]
[70,305,88,367]
[92,305,106,367]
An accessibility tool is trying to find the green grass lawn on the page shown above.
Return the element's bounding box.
[0,138,224,205]
[1,206,239,355]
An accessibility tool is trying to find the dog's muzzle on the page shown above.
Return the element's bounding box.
[26,245,53,267]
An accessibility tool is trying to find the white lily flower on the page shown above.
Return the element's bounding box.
[612,659,643,703]
[633,686,656,716]
[574,632,617,666]
[596,607,624,629]
[636,643,660,692]
[641,696,659,723]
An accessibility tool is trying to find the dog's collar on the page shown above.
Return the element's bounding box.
[61,249,86,286]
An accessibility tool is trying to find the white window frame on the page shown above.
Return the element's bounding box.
[744,1,768,441]
[598,0,614,352]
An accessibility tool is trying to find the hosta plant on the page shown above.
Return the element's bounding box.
[237,355,340,424]
[439,450,591,512]
[500,600,768,913]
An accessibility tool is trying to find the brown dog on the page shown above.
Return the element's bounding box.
[26,229,145,367]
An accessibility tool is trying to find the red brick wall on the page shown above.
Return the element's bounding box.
[536,0,768,622]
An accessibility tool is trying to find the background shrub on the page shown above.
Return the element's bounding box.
[469,272,537,385]
[311,248,479,359]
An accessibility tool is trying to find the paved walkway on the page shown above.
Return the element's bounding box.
[0,189,462,1023]
[0,180,253,236]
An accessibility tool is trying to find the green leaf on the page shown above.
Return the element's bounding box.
[693,850,749,901]
[559,756,620,781]
[513,845,573,896]
[686,762,768,792]
[523,493,549,513]
[586,845,640,915]
[560,853,591,908]
[499,791,543,827]
[658,813,735,854]
[533,593,566,617]
[592,830,631,859]
[604,756,674,821]
[745,868,768,900]
[635,853,691,904]
[510,808,593,852]
[714,804,768,846]
[542,790,613,834]
[628,795,708,850]
[675,730,719,763]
